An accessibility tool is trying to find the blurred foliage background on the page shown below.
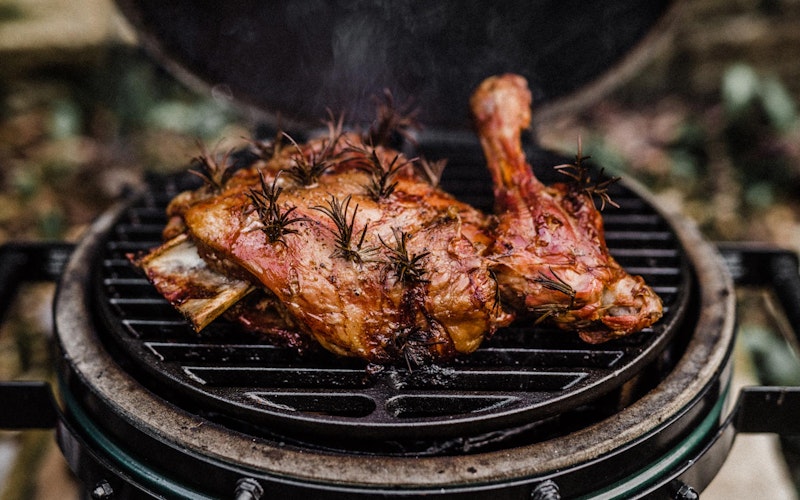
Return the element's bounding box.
[0,0,799,498]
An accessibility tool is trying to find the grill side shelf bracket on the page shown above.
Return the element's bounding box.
[0,242,73,429]
[0,242,74,323]
[0,381,58,429]
[715,243,800,434]
[717,242,800,359]
[734,387,800,435]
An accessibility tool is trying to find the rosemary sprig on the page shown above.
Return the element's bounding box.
[247,171,308,244]
[530,303,570,325]
[366,88,420,146]
[381,228,430,285]
[349,144,413,201]
[312,194,376,263]
[393,327,445,372]
[415,157,448,187]
[321,108,345,145]
[534,268,576,307]
[189,143,235,193]
[555,137,620,210]
[532,267,577,325]
[248,127,286,162]
[281,131,339,187]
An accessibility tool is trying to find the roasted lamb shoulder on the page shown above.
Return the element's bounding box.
[136,126,512,364]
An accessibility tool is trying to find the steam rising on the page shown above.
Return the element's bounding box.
[128,0,671,130]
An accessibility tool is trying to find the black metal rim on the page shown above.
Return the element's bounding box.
[54,369,732,500]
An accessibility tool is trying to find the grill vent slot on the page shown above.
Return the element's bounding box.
[249,392,377,417]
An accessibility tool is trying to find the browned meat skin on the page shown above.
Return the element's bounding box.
[180,132,512,363]
[223,291,318,354]
[471,74,662,342]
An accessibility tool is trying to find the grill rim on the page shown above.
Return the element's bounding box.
[53,176,736,492]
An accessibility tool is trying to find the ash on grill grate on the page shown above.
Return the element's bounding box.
[92,150,691,454]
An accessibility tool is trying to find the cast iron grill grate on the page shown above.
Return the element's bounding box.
[92,144,691,450]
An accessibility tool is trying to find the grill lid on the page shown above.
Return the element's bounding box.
[113,0,678,130]
[92,144,691,448]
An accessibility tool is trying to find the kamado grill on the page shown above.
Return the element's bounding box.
[2,1,800,499]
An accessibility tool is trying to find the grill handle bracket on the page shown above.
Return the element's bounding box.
[0,381,59,429]
[717,242,800,355]
[0,242,73,429]
[716,243,800,435]
[0,242,74,323]
[734,386,800,435]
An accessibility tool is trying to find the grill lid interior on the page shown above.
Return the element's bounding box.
[114,0,676,130]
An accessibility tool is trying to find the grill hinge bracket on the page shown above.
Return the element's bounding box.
[733,386,800,435]
[0,242,71,430]
[0,381,58,429]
